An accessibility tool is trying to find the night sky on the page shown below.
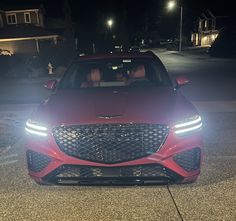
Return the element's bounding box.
[1,0,233,21]
[14,0,233,18]
[34,0,234,18]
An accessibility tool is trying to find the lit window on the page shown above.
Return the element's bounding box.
[204,20,208,28]
[191,34,194,42]
[196,34,199,44]
[7,14,17,24]
[199,20,202,29]
[24,13,31,23]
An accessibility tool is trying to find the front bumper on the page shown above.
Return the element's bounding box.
[25,129,203,184]
[42,163,183,185]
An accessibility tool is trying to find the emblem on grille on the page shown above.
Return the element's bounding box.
[97,114,123,119]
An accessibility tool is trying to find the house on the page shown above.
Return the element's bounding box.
[191,10,228,47]
[0,4,60,55]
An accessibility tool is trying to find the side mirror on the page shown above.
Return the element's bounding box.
[43,79,57,90]
[175,76,190,89]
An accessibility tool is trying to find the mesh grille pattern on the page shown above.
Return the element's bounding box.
[173,148,201,172]
[55,164,174,179]
[27,150,51,172]
[52,123,169,164]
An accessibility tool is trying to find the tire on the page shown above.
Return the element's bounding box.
[179,176,198,184]
[33,177,52,186]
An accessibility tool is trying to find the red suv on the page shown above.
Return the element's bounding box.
[25,51,203,185]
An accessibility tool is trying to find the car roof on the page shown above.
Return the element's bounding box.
[76,51,156,62]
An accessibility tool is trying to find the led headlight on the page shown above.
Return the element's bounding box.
[25,119,48,137]
[174,115,202,135]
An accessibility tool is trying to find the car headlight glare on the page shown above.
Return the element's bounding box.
[25,119,48,137]
[174,115,202,135]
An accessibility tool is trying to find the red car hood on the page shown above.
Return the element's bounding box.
[33,87,197,127]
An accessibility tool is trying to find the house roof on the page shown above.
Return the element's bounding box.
[0,3,43,12]
[0,25,59,41]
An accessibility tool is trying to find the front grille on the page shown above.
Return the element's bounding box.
[27,150,51,172]
[46,164,181,181]
[52,123,169,164]
[173,148,201,172]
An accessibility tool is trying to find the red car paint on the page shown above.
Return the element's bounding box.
[25,52,203,185]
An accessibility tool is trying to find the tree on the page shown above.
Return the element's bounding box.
[63,0,74,40]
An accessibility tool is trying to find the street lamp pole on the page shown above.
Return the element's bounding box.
[179,6,183,52]
[167,1,183,52]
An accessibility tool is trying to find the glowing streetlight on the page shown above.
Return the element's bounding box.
[167,1,176,10]
[167,1,183,52]
[107,19,113,29]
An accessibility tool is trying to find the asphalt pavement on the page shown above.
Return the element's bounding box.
[1,49,236,220]
[155,49,236,101]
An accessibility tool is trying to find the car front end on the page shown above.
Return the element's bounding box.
[25,52,203,185]
[25,110,203,185]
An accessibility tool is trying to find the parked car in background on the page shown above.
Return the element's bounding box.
[112,45,123,52]
[25,51,203,185]
[129,45,141,52]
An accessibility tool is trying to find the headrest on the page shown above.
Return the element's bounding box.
[87,68,102,82]
[130,65,146,79]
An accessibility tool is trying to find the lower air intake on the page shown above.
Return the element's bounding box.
[45,164,181,182]
[27,150,51,172]
[173,148,201,172]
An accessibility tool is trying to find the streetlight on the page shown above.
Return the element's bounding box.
[107,19,113,30]
[106,18,114,51]
[167,1,176,10]
[167,1,183,52]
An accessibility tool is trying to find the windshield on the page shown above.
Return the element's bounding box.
[59,58,171,89]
